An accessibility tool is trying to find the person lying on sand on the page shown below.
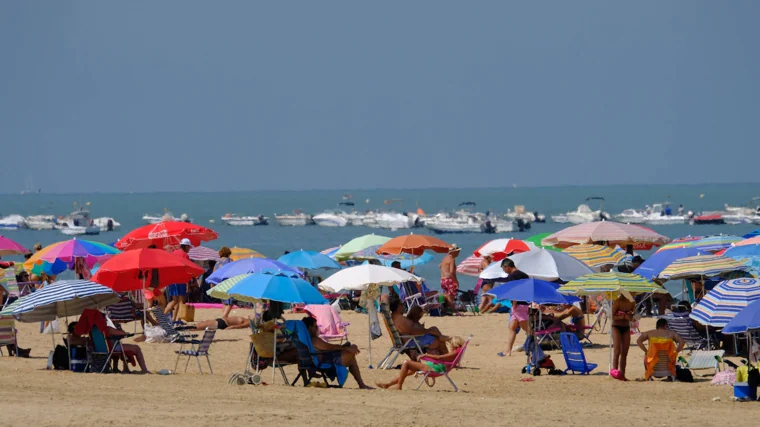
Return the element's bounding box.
[392,299,449,355]
[193,315,253,331]
[376,336,465,390]
[303,316,373,390]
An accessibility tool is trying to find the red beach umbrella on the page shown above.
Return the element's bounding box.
[115,221,218,251]
[92,248,205,292]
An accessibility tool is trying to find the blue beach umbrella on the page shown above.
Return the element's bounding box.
[723,299,760,334]
[690,278,760,327]
[226,273,328,305]
[634,247,704,280]
[724,245,760,259]
[278,250,342,270]
[10,280,120,322]
[206,258,301,285]
[486,278,580,305]
[743,230,760,239]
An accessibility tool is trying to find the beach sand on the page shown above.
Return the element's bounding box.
[1,308,756,427]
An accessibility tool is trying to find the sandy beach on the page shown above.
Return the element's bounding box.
[1,307,756,427]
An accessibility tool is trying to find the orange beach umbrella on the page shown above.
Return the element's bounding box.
[376,233,452,257]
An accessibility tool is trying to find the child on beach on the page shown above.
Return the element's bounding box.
[376,336,465,390]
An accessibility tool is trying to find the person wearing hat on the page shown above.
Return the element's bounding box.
[164,238,194,323]
[439,244,461,312]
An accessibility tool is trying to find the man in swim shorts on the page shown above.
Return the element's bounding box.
[391,299,449,355]
[439,244,461,310]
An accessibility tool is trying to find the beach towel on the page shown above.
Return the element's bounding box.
[368,302,381,340]
[644,337,677,380]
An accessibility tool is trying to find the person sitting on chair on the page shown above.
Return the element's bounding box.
[376,336,465,390]
[303,317,373,389]
[391,299,449,355]
[637,318,685,381]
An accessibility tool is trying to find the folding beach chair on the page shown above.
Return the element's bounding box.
[0,315,17,357]
[398,281,440,313]
[665,314,711,350]
[289,320,347,388]
[415,335,473,392]
[107,297,140,334]
[377,302,428,370]
[535,326,562,349]
[1,268,31,309]
[174,328,216,374]
[88,326,130,373]
[681,349,725,376]
[304,304,349,343]
[560,333,598,375]
[150,307,196,343]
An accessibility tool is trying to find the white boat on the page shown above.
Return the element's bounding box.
[723,202,760,225]
[361,212,380,228]
[274,211,314,226]
[642,204,686,226]
[615,209,646,224]
[485,218,515,233]
[375,212,417,230]
[425,215,483,234]
[566,204,603,225]
[25,215,56,230]
[313,212,349,227]
[93,217,121,232]
[143,212,192,224]
[0,214,26,230]
[55,220,100,236]
[221,214,269,226]
[343,211,366,226]
[551,214,569,224]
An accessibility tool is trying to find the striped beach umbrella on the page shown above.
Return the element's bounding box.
[658,235,743,253]
[735,237,760,247]
[456,255,484,277]
[657,255,748,281]
[188,246,221,262]
[562,244,625,268]
[207,274,249,300]
[474,238,531,261]
[230,247,267,261]
[690,278,760,327]
[10,280,120,322]
[559,272,667,296]
[320,246,341,260]
[541,221,670,250]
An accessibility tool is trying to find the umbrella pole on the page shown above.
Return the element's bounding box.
[607,296,613,375]
[64,301,71,370]
[272,325,277,385]
[706,325,710,349]
[368,303,372,369]
[143,275,148,330]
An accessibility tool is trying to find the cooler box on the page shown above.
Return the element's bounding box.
[733,383,757,401]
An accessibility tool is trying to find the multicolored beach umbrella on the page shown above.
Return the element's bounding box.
[559,272,667,296]
[525,233,561,252]
[657,255,748,281]
[690,278,760,327]
[657,235,743,253]
[23,239,121,275]
[206,274,250,300]
[562,244,625,268]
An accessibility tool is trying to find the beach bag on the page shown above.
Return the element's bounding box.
[145,325,168,343]
[179,303,195,322]
[251,332,276,358]
[41,319,60,334]
[52,345,69,370]
[712,370,736,386]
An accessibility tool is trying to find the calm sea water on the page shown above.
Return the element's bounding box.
[1,184,758,290]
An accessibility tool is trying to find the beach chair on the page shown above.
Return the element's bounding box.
[559,333,598,375]
[377,302,428,370]
[664,314,710,350]
[535,326,562,349]
[150,307,196,343]
[107,298,140,334]
[398,281,440,313]
[644,338,678,380]
[174,328,216,374]
[289,320,347,388]
[304,304,349,343]
[415,335,472,392]
[0,315,17,357]
[88,326,130,373]
[681,349,725,376]
[1,268,31,309]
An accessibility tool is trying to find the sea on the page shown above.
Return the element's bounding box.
[2,184,759,291]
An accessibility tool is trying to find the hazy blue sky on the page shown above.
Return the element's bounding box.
[1,1,758,193]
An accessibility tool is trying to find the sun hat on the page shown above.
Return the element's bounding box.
[180,238,193,247]
[449,244,461,253]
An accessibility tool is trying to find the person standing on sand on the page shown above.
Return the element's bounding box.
[439,244,461,311]
[611,294,636,381]
[212,246,234,317]
[499,259,530,356]
[164,239,193,323]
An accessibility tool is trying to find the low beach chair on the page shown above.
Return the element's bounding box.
[304,304,349,343]
[681,349,725,376]
[644,338,678,380]
[377,302,428,370]
[0,315,17,357]
[415,335,473,392]
[150,307,196,343]
[398,281,440,313]
[1,268,31,309]
[88,326,130,373]
[560,333,598,375]
[535,326,562,349]
[107,298,140,334]
[289,320,347,388]
[665,314,711,350]
[174,328,216,374]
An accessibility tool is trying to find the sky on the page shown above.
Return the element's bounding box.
[1,1,758,193]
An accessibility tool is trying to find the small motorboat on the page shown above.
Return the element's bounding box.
[275,210,314,226]
[143,212,192,224]
[55,220,100,236]
[0,214,26,230]
[221,214,269,226]
[375,212,417,230]
[25,215,56,230]
[689,211,725,225]
[92,217,121,232]
[614,209,646,224]
[642,204,686,226]
[312,211,349,227]
[425,214,483,234]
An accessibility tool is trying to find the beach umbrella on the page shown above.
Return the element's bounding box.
[480,249,594,282]
[657,255,748,281]
[541,221,670,250]
[376,233,452,257]
[525,233,561,252]
[333,234,391,261]
[319,264,421,292]
[473,238,531,261]
[735,237,760,247]
[320,246,341,260]
[24,239,121,276]
[743,230,760,239]
[230,247,267,261]
[0,236,29,257]
[562,244,625,268]
[278,250,342,270]
[9,280,120,322]
[206,258,301,285]
[456,255,484,277]
[92,248,205,292]
[349,244,434,268]
[633,247,704,280]
[115,221,218,251]
[723,299,760,334]
[724,245,760,260]
[559,272,667,296]
[206,274,250,300]
[690,278,760,327]
[657,235,743,253]
[486,278,579,305]
[188,246,221,262]
[226,273,327,305]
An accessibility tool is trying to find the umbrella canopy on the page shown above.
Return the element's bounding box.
[278,250,342,270]
[633,247,705,280]
[735,237,760,248]
[188,246,221,262]
[226,273,327,305]
[743,230,760,239]
[473,238,531,261]
[319,264,421,292]
[115,221,218,251]
[376,234,452,256]
[230,247,267,261]
[456,255,484,277]
[723,299,760,334]
[724,245,760,260]
[206,274,249,300]
[320,246,341,259]
[349,244,434,267]
[0,236,29,256]
[690,278,760,327]
[562,244,625,268]
[333,235,391,261]
[481,249,594,282]
[9,280,120,322]
[206,258,301,285]
[657,235,744,253]
[486,278,579,305]
[525,233,561,251]
[657,255,748,281]
[24,239,120,275]
[559,272,667,296]
[541,222,670,250]
[92,248,205,292]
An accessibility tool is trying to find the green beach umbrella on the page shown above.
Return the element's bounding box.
[207,274,250,300]
[333,234,391,261]
[558,272,667,296]
[526,233,560,252]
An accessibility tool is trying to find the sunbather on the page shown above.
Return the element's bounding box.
[391,299,449,355]
[193,315,253,330]
[376,336,465,390]
[303,317,373,389]
[478,282,505,313]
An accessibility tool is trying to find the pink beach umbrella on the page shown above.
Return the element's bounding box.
[0,236,29,257]
[541,221,671,250]
[188,246,221,262]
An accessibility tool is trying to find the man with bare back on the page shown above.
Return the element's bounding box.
[439,244,461,311]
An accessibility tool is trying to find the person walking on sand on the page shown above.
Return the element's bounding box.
[164,238,194,323]
[611,294,636,380]
[439,244,461,311]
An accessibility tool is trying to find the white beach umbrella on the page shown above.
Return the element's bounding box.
[480,249,595,282]
[319,264,421,292]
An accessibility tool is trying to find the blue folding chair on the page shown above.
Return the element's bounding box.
[560,333,597,375]
[288,320,347,387]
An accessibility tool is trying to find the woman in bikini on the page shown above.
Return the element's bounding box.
[611,295,635,380]
[376,336,465,390]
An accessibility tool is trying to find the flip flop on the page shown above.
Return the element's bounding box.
[497,352,506,357]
